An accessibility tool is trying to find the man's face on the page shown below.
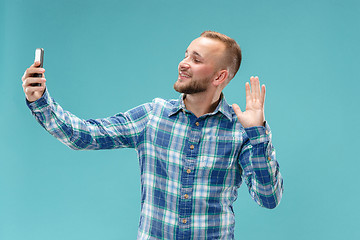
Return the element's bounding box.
[174,37,226,94]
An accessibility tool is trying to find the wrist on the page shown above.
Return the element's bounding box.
[244,123,271,145]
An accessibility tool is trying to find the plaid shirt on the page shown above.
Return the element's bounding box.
[27,90,283,239]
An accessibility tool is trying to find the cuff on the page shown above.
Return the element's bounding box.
[244,121,271,145]
[26,88,51,112]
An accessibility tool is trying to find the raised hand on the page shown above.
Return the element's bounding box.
[232,76,265,128]
[22,61,46,102]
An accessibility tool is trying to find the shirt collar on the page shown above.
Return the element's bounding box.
[168,93,233,121]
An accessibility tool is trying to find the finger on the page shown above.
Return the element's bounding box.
[253,76,260,99]
[22,66,45,81]
[33,61,41,67]
[25,85,45,94]
[261,84,266,106]
[22,69,45,81]
[27,67,45,75]
[23,77,46,87]
[29,61,40,68]
[249,76,256,99]
[232,103,243,118]
[245,81,251,102]
[249,76,254,93]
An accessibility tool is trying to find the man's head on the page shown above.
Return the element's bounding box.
[200,31,242,81]
[174,31,242,94]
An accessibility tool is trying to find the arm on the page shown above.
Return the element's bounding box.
[22,62,151,150]
[239,123,283,209]
[233,76,283,208]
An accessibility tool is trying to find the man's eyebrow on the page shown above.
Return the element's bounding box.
[185,50,203,58]
[193,51,202,58]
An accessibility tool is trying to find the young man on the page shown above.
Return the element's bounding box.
[22,31,283,239]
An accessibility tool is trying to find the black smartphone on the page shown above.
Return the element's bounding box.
[31,48,44,86]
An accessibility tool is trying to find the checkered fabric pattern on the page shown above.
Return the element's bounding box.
[27,89,283,239]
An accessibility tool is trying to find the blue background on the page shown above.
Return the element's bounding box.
[1,0,359,239]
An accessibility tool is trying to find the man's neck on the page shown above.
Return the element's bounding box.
[183,91,222,118]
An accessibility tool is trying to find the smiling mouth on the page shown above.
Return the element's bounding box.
[179,71,191,79]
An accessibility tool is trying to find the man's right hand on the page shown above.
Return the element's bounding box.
[22,61,47,102]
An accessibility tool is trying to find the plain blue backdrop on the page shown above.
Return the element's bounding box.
[1,0,359,239]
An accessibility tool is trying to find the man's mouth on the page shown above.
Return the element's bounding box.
[179,71,191,79]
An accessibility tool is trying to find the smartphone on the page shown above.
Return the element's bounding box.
[31,48,44,86]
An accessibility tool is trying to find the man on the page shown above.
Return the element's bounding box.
[22,31,283,239]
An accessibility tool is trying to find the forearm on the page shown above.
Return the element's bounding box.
[240,122,284,209]
[26,89,135,150]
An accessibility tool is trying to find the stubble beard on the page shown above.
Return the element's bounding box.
[173,77,210,94]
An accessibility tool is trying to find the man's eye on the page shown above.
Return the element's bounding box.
[193,59,201,63]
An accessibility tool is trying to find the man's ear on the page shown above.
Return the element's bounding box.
[213,69,229,87]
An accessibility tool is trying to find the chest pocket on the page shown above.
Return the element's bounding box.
[197,135,243,169]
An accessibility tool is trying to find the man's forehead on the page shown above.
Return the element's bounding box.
[186,37,225,57]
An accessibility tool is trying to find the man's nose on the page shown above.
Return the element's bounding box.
[179,59,190,70]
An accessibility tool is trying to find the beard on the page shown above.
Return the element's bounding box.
[173,77,211,94]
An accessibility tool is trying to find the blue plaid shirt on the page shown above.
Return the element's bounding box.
[27,89,283,239]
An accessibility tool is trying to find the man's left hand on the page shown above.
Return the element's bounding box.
[232,76,265,128]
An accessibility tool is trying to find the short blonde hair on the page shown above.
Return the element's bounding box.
[201,31,242,81]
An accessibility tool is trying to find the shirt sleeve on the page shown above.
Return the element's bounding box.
[238,121,284,209]
[26,89,152,150]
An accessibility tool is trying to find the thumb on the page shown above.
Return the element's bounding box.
[33,61,41,67]
[232,104,243,118]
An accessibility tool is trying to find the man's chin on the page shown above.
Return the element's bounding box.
[173,82,183,93]
[174,85,205,95]
[174,81,192,94]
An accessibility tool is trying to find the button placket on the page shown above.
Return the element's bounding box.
[178,116,201,228]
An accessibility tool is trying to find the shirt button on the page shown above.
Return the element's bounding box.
[186,169,191,174]
[190,145,194,150]
[184,194,189,199]
[265,130,269,135]
[195,122,200,126]
[182,219,187,224]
